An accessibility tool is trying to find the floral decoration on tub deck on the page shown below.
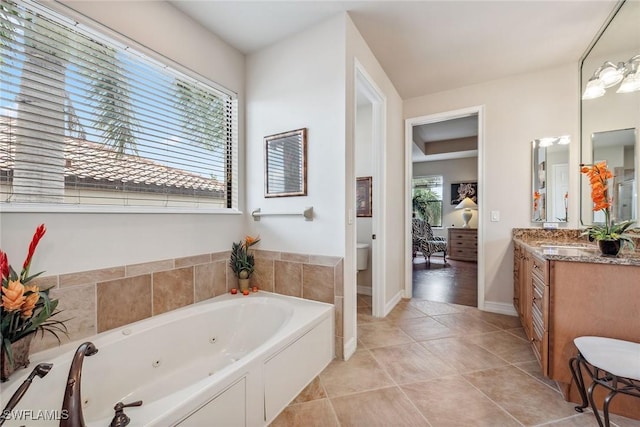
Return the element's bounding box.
[1,224,67,368]
[230,236,261,279]
[580,162,638,247]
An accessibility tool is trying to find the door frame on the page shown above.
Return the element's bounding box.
[404,106,485,309]
[355,61,386,318]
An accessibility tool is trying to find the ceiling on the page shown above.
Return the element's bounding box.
[170,0,618,162]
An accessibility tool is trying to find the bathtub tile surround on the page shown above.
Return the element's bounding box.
[29,249,345,357]
[152,267,194,315]
[97,275,152,332]
[274,260,303,296]
[302,264,334,303]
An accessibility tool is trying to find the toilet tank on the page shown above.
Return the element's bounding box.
[357,243,369,271]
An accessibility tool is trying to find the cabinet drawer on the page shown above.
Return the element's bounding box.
[450,239,477,248]
[450,248,477,260]
[531,255,547,282]
[532,285,544,314]
[449,233,477,242]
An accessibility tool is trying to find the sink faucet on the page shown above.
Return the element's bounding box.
[60,342,98,427]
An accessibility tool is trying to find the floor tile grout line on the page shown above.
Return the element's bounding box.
[458,372,527,427]
[510,362,564,395]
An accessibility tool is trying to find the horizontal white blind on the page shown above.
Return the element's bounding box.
[0,0,237,209]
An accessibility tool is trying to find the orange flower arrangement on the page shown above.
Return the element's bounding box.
[229,235,261,279]
[1,224,66,370]
[580,163,637,247]
[533,191,541,212]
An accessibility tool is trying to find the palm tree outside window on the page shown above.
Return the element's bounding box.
[0,0,238,210]
[412,175,443,227]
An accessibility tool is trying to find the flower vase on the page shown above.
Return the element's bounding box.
[1,334,34,382]
[238,278,250,292]
[598,239,621,257]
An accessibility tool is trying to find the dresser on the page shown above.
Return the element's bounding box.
[447,227,478,262]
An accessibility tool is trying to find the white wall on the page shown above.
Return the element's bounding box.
[245,16,346,256]
[404,64,580,306]
[0,2,246,276]
[413,157,479,236]
[345,15,405,312]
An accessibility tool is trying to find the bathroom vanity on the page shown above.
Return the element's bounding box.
[513,230,640,420]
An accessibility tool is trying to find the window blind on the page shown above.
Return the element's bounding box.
[0,0,238,209]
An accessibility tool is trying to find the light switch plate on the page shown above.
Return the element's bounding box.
[490,211,500,222]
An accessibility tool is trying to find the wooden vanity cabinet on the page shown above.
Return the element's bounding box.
[512,243,529,334]
[513,242,640,420]
[529,252,549,374]
[513,242,548,374]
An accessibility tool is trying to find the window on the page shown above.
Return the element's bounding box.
[412,175,443,227]
[0,0,238,210]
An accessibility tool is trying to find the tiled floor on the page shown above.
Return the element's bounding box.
[271,295,640,427]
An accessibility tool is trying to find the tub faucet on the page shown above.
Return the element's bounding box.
[0,363,53,426]
[60,342,98,427]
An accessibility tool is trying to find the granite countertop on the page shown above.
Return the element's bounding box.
[512,228,640,267]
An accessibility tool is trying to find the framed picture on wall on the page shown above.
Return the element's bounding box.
[451,182,477,205]
[356,176,372,217]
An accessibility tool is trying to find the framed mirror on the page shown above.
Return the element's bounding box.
[264,128,307,197]
[532,136,570,222]
[580,0,640,225]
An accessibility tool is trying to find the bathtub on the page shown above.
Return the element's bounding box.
[0,291,334,426]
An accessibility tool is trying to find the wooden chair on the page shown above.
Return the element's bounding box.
[412,218,447,264]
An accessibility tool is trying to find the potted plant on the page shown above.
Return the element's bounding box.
[0,224,67,381]
[229,236,260,291]
[580,162,638,255]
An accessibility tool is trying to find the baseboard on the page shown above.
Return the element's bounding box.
[383,290,403,316]
[483,301,517,316]
[343,337,357,361]
[357,286,372,296]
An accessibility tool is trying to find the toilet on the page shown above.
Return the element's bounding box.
[357,243,369,271]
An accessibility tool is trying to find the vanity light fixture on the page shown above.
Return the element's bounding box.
[538,137,555,147]
[583,55,640,99]
[617,60,640,93]
[536,136,570,147]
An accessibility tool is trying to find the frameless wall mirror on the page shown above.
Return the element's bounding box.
[532,136,570,222]
[591,129,637,222]
[264,128,307,197]
[580,0,640,225]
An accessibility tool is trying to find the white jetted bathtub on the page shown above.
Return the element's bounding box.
[0,292,334,426]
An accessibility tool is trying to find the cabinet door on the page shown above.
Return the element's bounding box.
[521,252,533,340]
[513,244,522,314]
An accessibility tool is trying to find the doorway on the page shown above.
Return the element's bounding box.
[355,62,386,319]
[404,106,485,309]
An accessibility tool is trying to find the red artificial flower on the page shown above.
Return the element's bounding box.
[23,224,46,272]
[0,250,8,280]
